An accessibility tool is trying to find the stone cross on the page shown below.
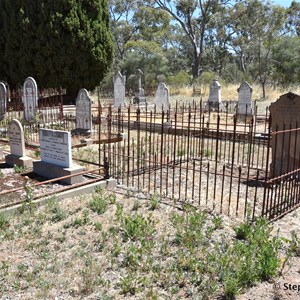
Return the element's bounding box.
[113,71,126,107]
[0,81,7,121]
[76,88,92,131]
[23,77,38,122]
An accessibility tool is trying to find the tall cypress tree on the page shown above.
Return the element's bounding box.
[0,0,114,92]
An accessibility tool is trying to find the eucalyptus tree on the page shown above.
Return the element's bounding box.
[227,0,286,97]
[148,0,231,79]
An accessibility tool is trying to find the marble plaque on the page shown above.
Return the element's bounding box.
[40,129,72,168]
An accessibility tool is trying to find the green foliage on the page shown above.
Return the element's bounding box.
[88,188,116,215]
[0,0,113,91]
[167,71,190,87]
[121,213,155,242]
[0,213,9,231]
[13,164,27,173]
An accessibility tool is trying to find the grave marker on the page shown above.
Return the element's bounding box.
[33,128,84,184]
[237,81,253,115]
[208,80,221,110]
[269,92,300,177]
[23,77,38,122]
[75,88,92,133]
[40,129,72,168]
[155,82,170,111]
[5,119,33,168]
[113,71,126,107]
[0,82,7,120]
[133,69,146,105]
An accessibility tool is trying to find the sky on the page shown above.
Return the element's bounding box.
[271,0,294,7]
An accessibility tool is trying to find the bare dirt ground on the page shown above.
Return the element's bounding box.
[0,173,300,299]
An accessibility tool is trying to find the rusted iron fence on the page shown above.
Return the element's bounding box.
[97,101,299,221]
[1,90,300,221]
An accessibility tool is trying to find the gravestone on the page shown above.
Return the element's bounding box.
[0,147,3,160]
[23,77,38,122]
[5,119,33,168]
[155,82,170,111]
[0,82,7,121]
[113,71,126,107]
[237,81,253,116]
[269,92,300,178]
[75,89,92,134]
[133,69,146,105]
[33,129,84,184]
[208,80,221,110]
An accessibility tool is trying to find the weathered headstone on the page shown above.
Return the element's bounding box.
[113,71,126,107]
[269,92,300,177]
[155,82,170,111]
[208,80,221,110]
[237,81,253,115]
[33,129,84,184]
[0,147,3,160]
[5,119,33,168]
[23,77,38,122]
[0,82,7,121]
[133,69,146,105]
[75,88,92,133]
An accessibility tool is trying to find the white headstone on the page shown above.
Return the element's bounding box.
[76,89,92,131]
[208,80,221,103]
[113,72,126,107]
[40,129,72,168]
[8,119,25,157]
[0,82,7,120]
[23,77,38,121]
[155,83,170,110]
[237,81,252,115]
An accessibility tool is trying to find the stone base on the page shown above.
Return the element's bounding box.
[71,128,92,136]
[33,161,84,185]
[0,148,3,160]
[206,101,224,111]
[235,113,253,123]
[5,154,33,168]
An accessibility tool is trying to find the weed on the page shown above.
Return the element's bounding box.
[212,215,223,229]
[89,193,108,215]
[132,200,140,211]
[176,148,185,157]
[50,205,66,223]
[121,213,155,242]
[0,213,9,231]
[13,164,27,173]
[94,222,103,231]
[149,194,159,211]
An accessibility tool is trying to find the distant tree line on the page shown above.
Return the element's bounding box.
[108,0,300,98]
[0,0,299,99]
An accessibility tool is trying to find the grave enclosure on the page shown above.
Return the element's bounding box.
[0,76,300,221]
